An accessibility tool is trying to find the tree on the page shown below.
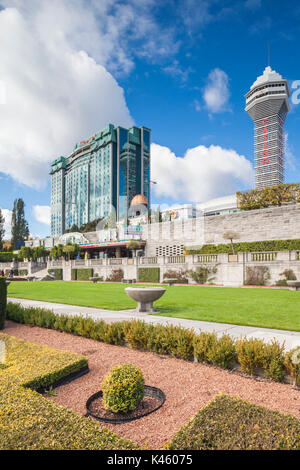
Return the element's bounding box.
[0,209,5,251]
[222,230,240,254]
[63,243,79,260]
[126,240,141,257]
[11,199,29,249]
[50,244,64,260]
[18,246,33,261]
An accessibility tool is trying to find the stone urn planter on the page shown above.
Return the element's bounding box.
[125,286,166,313]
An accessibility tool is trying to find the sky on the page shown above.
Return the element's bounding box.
[0,0,300,238]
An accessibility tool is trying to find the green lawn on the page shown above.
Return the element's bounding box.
[7,281,300,331]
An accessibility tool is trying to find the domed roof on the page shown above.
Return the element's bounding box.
[130,194,148,206]
[250,66,284,90]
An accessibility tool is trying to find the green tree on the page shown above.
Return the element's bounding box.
[11,199,29,249]
[0,209,5,251]
[63,243,79,260]
[18,246,33,261]
[32,246,47,261]
[50,244,64,260]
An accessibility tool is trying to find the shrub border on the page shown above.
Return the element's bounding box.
[6,302,300,386]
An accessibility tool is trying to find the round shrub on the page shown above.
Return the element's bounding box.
[102,363,145,413]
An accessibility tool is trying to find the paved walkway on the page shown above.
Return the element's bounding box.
[8,297,300,351]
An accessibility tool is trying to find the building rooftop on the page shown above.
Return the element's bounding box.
[250,66,284,90]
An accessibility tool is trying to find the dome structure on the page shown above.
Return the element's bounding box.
[130,194,148,207]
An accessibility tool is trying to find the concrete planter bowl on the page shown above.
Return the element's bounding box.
[125,286,166,313]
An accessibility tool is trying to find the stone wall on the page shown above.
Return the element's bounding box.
[4,251,300,287]
[145,203,300,256]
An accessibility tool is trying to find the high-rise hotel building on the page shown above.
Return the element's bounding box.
[245,66,290,189]
[50,124,151,236]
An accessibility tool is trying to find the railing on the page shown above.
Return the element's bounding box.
[73,260,86,266]
[194,254,218,263]
[167,255,186,264]
[90,259,103,266]
[18,262,29,268]
[109,258,123,265]
[140,256,158,265]
[50,260,62,267]
[251,252,278,262]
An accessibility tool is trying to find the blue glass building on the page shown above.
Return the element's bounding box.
[50,124,151,236]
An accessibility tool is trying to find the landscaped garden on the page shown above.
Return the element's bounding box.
[7,281,300,331]
[0,332,138,450]
[2,277,300,450]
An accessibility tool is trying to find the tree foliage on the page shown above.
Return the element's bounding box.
[0,209,5,251]
[237,183,300,211]
[11,199,29,249]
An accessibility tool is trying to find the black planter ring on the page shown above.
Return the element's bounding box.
[86,385,166,424]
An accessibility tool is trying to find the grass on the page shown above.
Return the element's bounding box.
[0,333,137,450]
[7,281,300,331]
[166,394,300,450]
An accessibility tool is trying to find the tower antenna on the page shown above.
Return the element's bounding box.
[268,42,270,67]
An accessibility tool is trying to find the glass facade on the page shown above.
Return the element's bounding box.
[50,124,151,236]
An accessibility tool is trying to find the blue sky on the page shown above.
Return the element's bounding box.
[0,0,300,238]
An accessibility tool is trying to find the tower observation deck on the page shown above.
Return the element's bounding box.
[245,66,290,189]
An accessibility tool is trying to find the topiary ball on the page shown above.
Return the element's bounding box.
[102,363,145,413]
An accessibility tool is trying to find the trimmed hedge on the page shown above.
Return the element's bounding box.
[185,238,300,255]
[0,333,137,450]
[0,252,14,262]
[102,364,145,413]
[0,277,7,330]
[19,269,28,276]
[71,269,77,280]
[167,394,300,450]
[6,302,300,384]
[76,268,93,281]
[138,267,160,283]
[48,268,63,280]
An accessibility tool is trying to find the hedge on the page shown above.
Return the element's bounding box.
[138,267,160,283]
[48,268,63,280]
[76,268,93,281]
[185,238,300,255]
[19,269,28,276]
[71,269,77,280]
[0,252,14,262]
[6,302,300,384]
[167,394,300,450]
[0,333,137,450]
[0,277,7,330]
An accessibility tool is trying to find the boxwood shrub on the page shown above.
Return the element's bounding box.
[102,364,145,413]
[0,277,7,330]
[48,268,63,280]
[185,238,300,255]
[76,268,93,281]
[5,302,293,383]
[0,333,137,450]
[138,267,160,283]
[166,394,300,450]
[71,269,77,281]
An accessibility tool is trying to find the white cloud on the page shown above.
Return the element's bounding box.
[1,209,12,239]
[33,205,51,226]
[0,2,137,189]
[151,142,254,203]
[203,68,230,114]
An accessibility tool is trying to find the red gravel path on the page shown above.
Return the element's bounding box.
[4,321,300,449]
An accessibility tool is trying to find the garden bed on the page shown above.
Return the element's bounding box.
[0,331,137,450]
[167,394,300,450]
[3,321,300,449]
